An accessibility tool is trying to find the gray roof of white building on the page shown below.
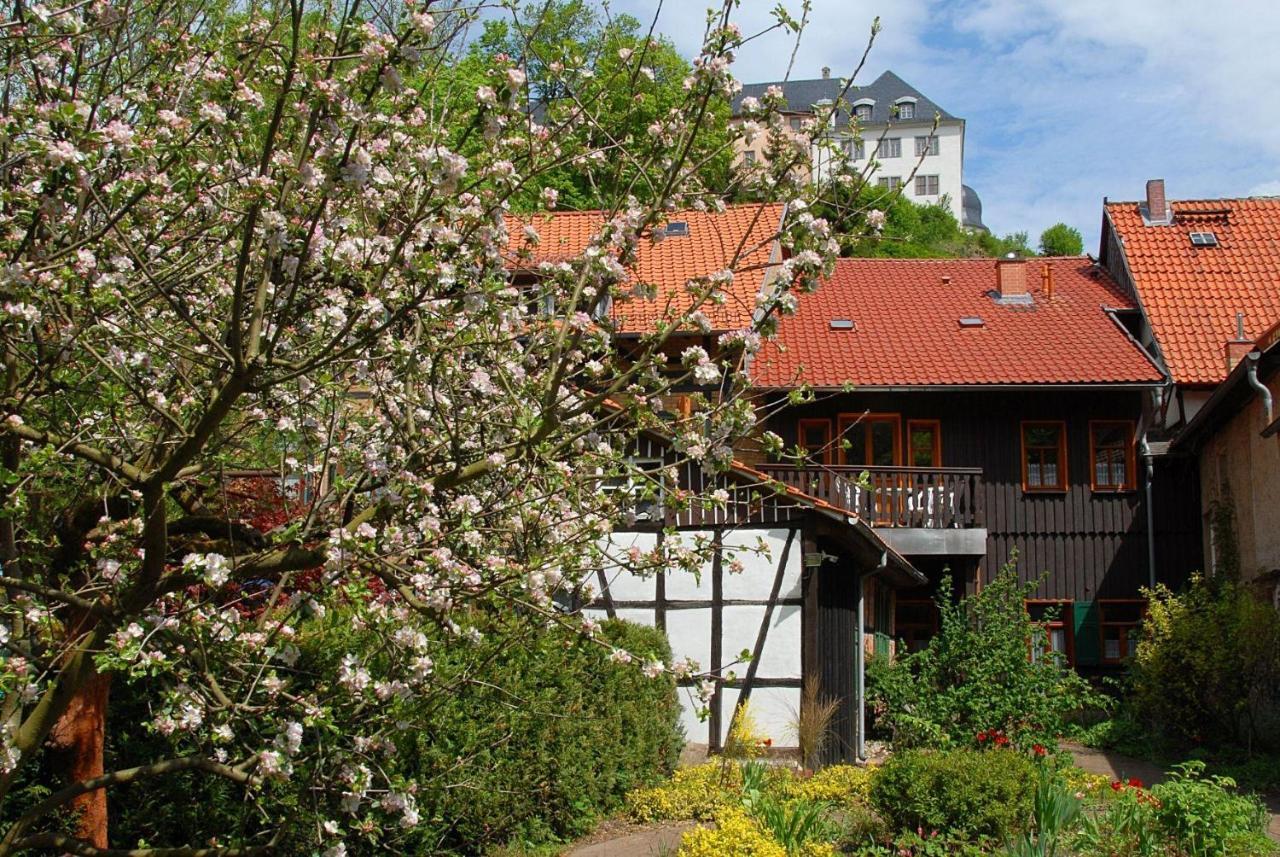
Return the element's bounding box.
[732,70,959,128]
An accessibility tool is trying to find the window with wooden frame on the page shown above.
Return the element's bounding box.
[907,420,942,468]
[1099,600,1145,664]
[1022,421,1068,491]
[837,413,902,467]
[1090,421,1136,491]
[1027,600,1074,666]
[797,418,832,465]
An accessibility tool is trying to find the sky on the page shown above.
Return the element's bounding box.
[607,0,1280,251]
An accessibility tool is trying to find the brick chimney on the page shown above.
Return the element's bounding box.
[996,256,1028,300]
[1145,179,1171,224]
[1225,311,1253,371]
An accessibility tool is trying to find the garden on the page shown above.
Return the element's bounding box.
[593,568,1280,857]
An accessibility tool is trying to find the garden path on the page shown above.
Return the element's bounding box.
[562,821,697,857]
[1064,742,1280,842]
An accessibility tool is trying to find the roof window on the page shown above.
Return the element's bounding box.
[664,221,689,237]
[1189,230,1218,247]
[829,319,856,330]
[959,316,985,328]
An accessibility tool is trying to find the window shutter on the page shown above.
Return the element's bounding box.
[1073,601,1101,666]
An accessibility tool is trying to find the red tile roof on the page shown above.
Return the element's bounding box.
[1105,197,1280,386]
[505,203,784,333]
[750,257,1163,388]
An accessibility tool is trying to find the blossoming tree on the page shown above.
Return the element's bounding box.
[0,0,870,851]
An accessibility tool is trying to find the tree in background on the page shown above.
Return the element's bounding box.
[815,185,1033,258]
[0,0,849,852]
[459,1,734,211]
[1039,222,1085,256]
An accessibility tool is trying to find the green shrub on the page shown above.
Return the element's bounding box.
[106,614,682,855]
[1149,762,1274,856]
[1130,577,1280,752]
[869,748,1036,841]
[871,566,1106,750]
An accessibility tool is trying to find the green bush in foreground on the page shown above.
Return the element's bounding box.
[107,615,681,855]
[871,567,1105,751]
[869,748,1036,842]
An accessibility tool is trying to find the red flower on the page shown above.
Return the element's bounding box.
[995,735,1011,747]
[1111,780,1124,791]
[1033,744,1047,757]
[1127,777,1144,789]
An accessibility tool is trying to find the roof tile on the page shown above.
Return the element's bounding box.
[505,203,784,333]
[1105,197,1280,386]
[751,257,1162,388]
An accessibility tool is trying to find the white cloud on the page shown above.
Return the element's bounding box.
[610,2,1280,247]
[1249,180,1280,197]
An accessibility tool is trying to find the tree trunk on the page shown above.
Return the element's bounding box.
[46,670,111,848]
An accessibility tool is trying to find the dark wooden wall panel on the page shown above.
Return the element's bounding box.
[769,389,1204,602]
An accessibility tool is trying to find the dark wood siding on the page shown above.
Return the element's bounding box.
[766,389,1203,602]
[814,552,859,765]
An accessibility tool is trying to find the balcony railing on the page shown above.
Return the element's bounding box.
[759,464,985,529]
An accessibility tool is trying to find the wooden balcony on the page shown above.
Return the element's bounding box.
[759,464,985,529]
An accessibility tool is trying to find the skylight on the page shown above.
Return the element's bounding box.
[829,319,855,330]
[664,221,690,237]
[1189,231,1219,247]
[958,316,985,328]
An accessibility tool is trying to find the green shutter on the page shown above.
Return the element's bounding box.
[1074,601,1100,666]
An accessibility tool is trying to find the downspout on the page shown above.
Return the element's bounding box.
[1245,352,1275,426]
[1141,435,1157,590]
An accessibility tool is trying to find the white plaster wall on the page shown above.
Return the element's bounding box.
[590,526,805,749]
[663,530,715,600]
[720,528,802,600]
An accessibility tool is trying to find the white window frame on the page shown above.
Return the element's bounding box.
[915,174,940,196]
[914,135,940,156]
[876,138,901,159]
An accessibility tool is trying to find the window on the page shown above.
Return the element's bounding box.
[896,598,939,653]
[914,174,940,196]
[1099,600,1145,663]
[854,103,873,121]
[897,102,915,119]
[1189,231,1219,247]
[1022,421,1068,491]
[876,138,901,158]
[1090,421,1136,491]
[842,138,865,160]
[602,459,666,523]
[1027,600,1074,666]
[837,413,901,467]
[907,420,941,467]
[743,150,756,164]
[876,176,903,191]
[914,135,940,156]
[789,116,803,131]
[798,418,832,465]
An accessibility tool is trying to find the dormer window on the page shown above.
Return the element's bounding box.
[895,97,918,120]
[852,100,875,122]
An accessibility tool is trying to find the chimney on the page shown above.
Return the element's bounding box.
[1225,311,1253,371]
[822,66,831,79]
[996,256,1028,301]
[1041,263,1054,299]
[1145,179,1171,224]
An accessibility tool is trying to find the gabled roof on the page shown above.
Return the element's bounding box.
[732,70,959,127]
[1104,196,1280,387]
[750,257,1164,389]
[1171,320,1280,451]
[505,203,784,334]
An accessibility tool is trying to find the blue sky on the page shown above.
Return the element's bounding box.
[606,0,1280,251]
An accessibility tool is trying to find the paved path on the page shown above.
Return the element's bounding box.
[562,821,697,857]
[1064,742,1280,842]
